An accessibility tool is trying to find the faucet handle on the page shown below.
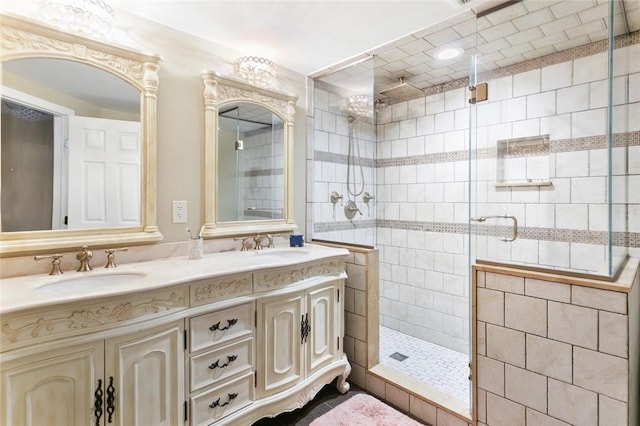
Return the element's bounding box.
[34,254,64,275]
[104,247,128,268]
[234,237,253,251]
[266,234,280,248]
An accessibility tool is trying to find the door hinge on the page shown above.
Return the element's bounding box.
[469,82,488,104]
[337,336,340,351]
[183,329,188,351]
[254,310,257,328]
[184,400,188,422]
[254,370,257,387]
[337,288,340,303]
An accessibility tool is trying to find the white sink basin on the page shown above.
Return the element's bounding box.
[35,272,146,293]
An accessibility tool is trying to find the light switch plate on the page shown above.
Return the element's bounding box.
[172,200,187,223]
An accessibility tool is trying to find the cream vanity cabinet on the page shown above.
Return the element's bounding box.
[256,281,341,398]
[1,246,350,426]
[1,321,184,426]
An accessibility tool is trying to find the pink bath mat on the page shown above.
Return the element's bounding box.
[310,393,424,426]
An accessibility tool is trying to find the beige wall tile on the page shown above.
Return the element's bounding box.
[477,288,505,326]
[346,263,366,291]
[548,378,598,426]
[599,394,628,426]
[346,312,366,341]
[353,288,366,316]
[505,293,547,336]
[436,408,469,426]
[477,355,505,396]
[344,287,355,313]
[409,395,437,425]
[477,271,486,288]
[354,338,367,367]
[385,382,410,411]
[485,272,525,294]
[486,393,526,426]
[349,363,365,388]
[505,364,547,413]
[599,311,628,358]
[526,408,571,426]
[477,321,487,356]
[343,335,355,361]
[477,388,487,424]
[486,324,525,367]
[525,277,571,302]
[548,301,598,349]
[526,334,572,382]
[572,286,627,314]
[353,251,368,266]
[573,347,628,402]
[365,373,386,398]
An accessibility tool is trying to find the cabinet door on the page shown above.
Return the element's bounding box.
[257,292,303,397]
[105,321,184,426]
[1,341,104,426]
[307,283,339,375]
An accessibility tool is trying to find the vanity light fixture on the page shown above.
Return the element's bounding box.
[434,46,463,60]
[233,56,277,88]
[39,0,114,39]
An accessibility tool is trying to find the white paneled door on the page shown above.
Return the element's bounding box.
[68,116,140,229]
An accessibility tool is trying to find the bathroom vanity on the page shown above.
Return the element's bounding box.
[0,244,351,426]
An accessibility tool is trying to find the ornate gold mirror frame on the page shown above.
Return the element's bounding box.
[202,72,297,238]
[0,13,162,256]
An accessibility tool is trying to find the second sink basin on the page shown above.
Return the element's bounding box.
[35,272,146,293]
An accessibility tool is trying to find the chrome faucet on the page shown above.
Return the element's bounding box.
[34,253,64,275]
[76,245,93,272]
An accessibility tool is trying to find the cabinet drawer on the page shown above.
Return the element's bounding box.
[190,371,254,426]
[190,338,253,392]
[190,303,253,352]
[190,273,252,307]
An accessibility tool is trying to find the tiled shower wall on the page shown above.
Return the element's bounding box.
[309,82,377,246]
[310,34,639,355]
[240,126,284,220]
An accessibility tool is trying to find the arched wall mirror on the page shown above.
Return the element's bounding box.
[0,13,162,256]
[202,72,297,238]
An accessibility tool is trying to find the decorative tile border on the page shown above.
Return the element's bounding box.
[312,131,639,168]
[243,167,283,177]
[314,218,639,249]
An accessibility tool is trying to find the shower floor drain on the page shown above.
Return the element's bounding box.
[389,352,408,362]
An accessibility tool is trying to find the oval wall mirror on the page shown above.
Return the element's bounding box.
[0,13,162,256]
[202,72,297,238]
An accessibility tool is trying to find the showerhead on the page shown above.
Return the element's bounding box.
[378,77,423,102]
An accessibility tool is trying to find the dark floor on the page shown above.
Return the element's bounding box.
[251,381,366,426]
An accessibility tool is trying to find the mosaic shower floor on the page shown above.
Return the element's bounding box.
[379,326,470,404]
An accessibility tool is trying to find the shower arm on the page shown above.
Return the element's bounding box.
[470,214,518,242]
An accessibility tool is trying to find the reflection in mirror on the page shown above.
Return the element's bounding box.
[202,72,297,238]
[0,13,162,256]
[217,103,284,222]
[2,58,141,232]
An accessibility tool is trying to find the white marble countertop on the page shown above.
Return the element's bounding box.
[0,244,349,315]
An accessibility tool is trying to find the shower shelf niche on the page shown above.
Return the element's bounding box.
[495,134,552,188]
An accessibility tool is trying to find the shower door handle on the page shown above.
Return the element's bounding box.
[471,214,518,242]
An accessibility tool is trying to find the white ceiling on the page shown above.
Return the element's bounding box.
[110,0,473,76]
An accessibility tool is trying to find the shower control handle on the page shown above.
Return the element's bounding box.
[344,201,362,220]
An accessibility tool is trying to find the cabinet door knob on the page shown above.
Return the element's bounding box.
[209,392,238,408]
[208,354,238,370]
[209,318,238,331]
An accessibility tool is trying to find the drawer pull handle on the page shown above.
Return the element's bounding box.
[209,318,238,331]
[208,354,238,370]
[209,392,238,408]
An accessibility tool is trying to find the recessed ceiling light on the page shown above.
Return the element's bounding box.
[434,46,463,60]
